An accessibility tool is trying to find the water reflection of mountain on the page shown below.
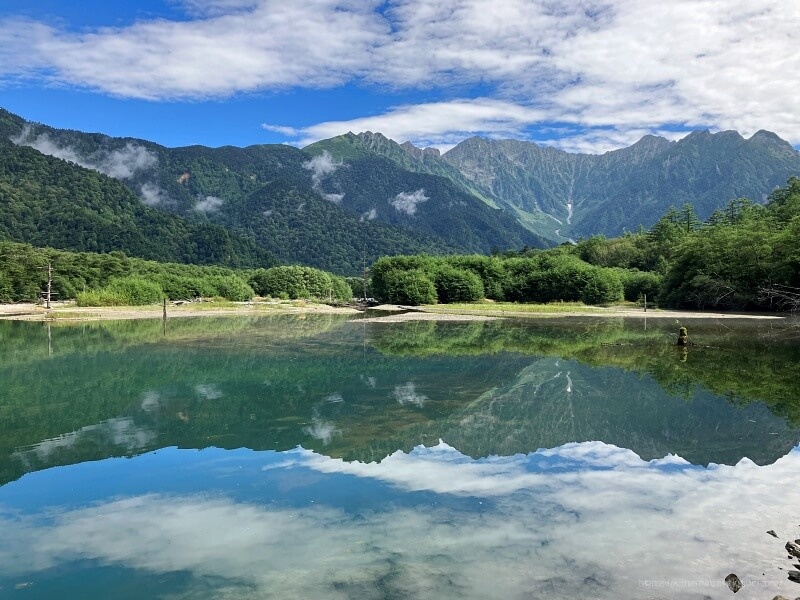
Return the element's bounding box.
[1,316,798,484]
[362,357,797,466]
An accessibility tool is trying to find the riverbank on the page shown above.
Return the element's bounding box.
[0,300,360,321]
[0,300,787,322]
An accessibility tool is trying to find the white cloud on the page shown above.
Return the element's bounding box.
[303,150,340,184]
[302,417,340,445]
[267,98,547,150]
[359,208,377,222]
[303,150,345,202]
[391,190,429,216]
[140,183,168,206]
[2,1,800,151]
[322,192,344,204]
[0,2,386,100]
[194,195,225,213]
[11,126,158,178]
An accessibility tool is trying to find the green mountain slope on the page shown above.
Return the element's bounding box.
[3,109,527,273]
[0,132,273,267]
[303,133,549,251]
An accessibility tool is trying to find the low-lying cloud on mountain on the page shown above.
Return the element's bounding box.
[10,125,171,207]
[194,195,224,213]
[303,150,345,203]
[391,189,429,216]
[11,126,157,179]
[139,183,167,207]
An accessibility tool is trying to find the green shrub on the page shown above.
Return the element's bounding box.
[75,289,127,306]
[617,269,662,302]
[580,269,624,305]
[379,269,437,305]
[433,266,484,303]
[104,277,165,305]
[443,255,507,300]
[330,276,353,301]
[250,266,306,298]
[154,274,218,300]
[371,256,437,300]
[251,266,344,300]
[207,275,254,301]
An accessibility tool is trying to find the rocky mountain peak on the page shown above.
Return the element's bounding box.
[400,141,441,160]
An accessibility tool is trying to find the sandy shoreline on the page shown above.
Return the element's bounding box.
[0,301,360,322]
[0,301,787,323]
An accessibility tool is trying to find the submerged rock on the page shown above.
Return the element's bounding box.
[725,573,742,593]
[787,541,800,560]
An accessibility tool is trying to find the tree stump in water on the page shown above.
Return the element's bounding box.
[677,326,689,346]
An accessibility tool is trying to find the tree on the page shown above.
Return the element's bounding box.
[378,269,437,305]
[433,266,484,303]
[680,202,700,233]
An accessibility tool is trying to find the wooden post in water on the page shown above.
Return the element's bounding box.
[643,293,647,312]
[163,298,167,320]
[46,263,52,309]
[39,262,54,309]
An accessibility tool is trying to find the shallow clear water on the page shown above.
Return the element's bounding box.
[0,314,798,599]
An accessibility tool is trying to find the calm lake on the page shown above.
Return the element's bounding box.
[0,314,798,599]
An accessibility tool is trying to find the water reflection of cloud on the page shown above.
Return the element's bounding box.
[11,417,156,468]
[195,383,224,400]
[1,441,799,599]
[392,382,428,407]
[302,417,340,445]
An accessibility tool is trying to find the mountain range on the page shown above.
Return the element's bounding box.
[2,106,799,273]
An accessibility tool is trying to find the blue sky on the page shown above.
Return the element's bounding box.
[1,0,798,153]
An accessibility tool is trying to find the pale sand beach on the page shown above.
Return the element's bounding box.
[0,301,786,323]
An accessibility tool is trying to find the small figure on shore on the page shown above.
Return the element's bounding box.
[677,326,689,346]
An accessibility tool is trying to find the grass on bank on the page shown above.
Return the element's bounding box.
[422,300,610,314]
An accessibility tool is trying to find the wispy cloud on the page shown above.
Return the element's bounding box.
[12,126,158,178]
[392,381,428,405]
[140,183,168,207]
[266,98,547,150]
[391,190,429,216]
[1,1,799,151]
[194,195,225,213]
[359,208,377,222]
[303,150,345,203]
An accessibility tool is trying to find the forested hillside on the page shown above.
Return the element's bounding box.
[2,109,542,273]
[4,106,800,279]
[369,178,800,312]
[0,136,273,267]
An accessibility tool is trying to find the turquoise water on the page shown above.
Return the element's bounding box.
[0,315,798,598]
